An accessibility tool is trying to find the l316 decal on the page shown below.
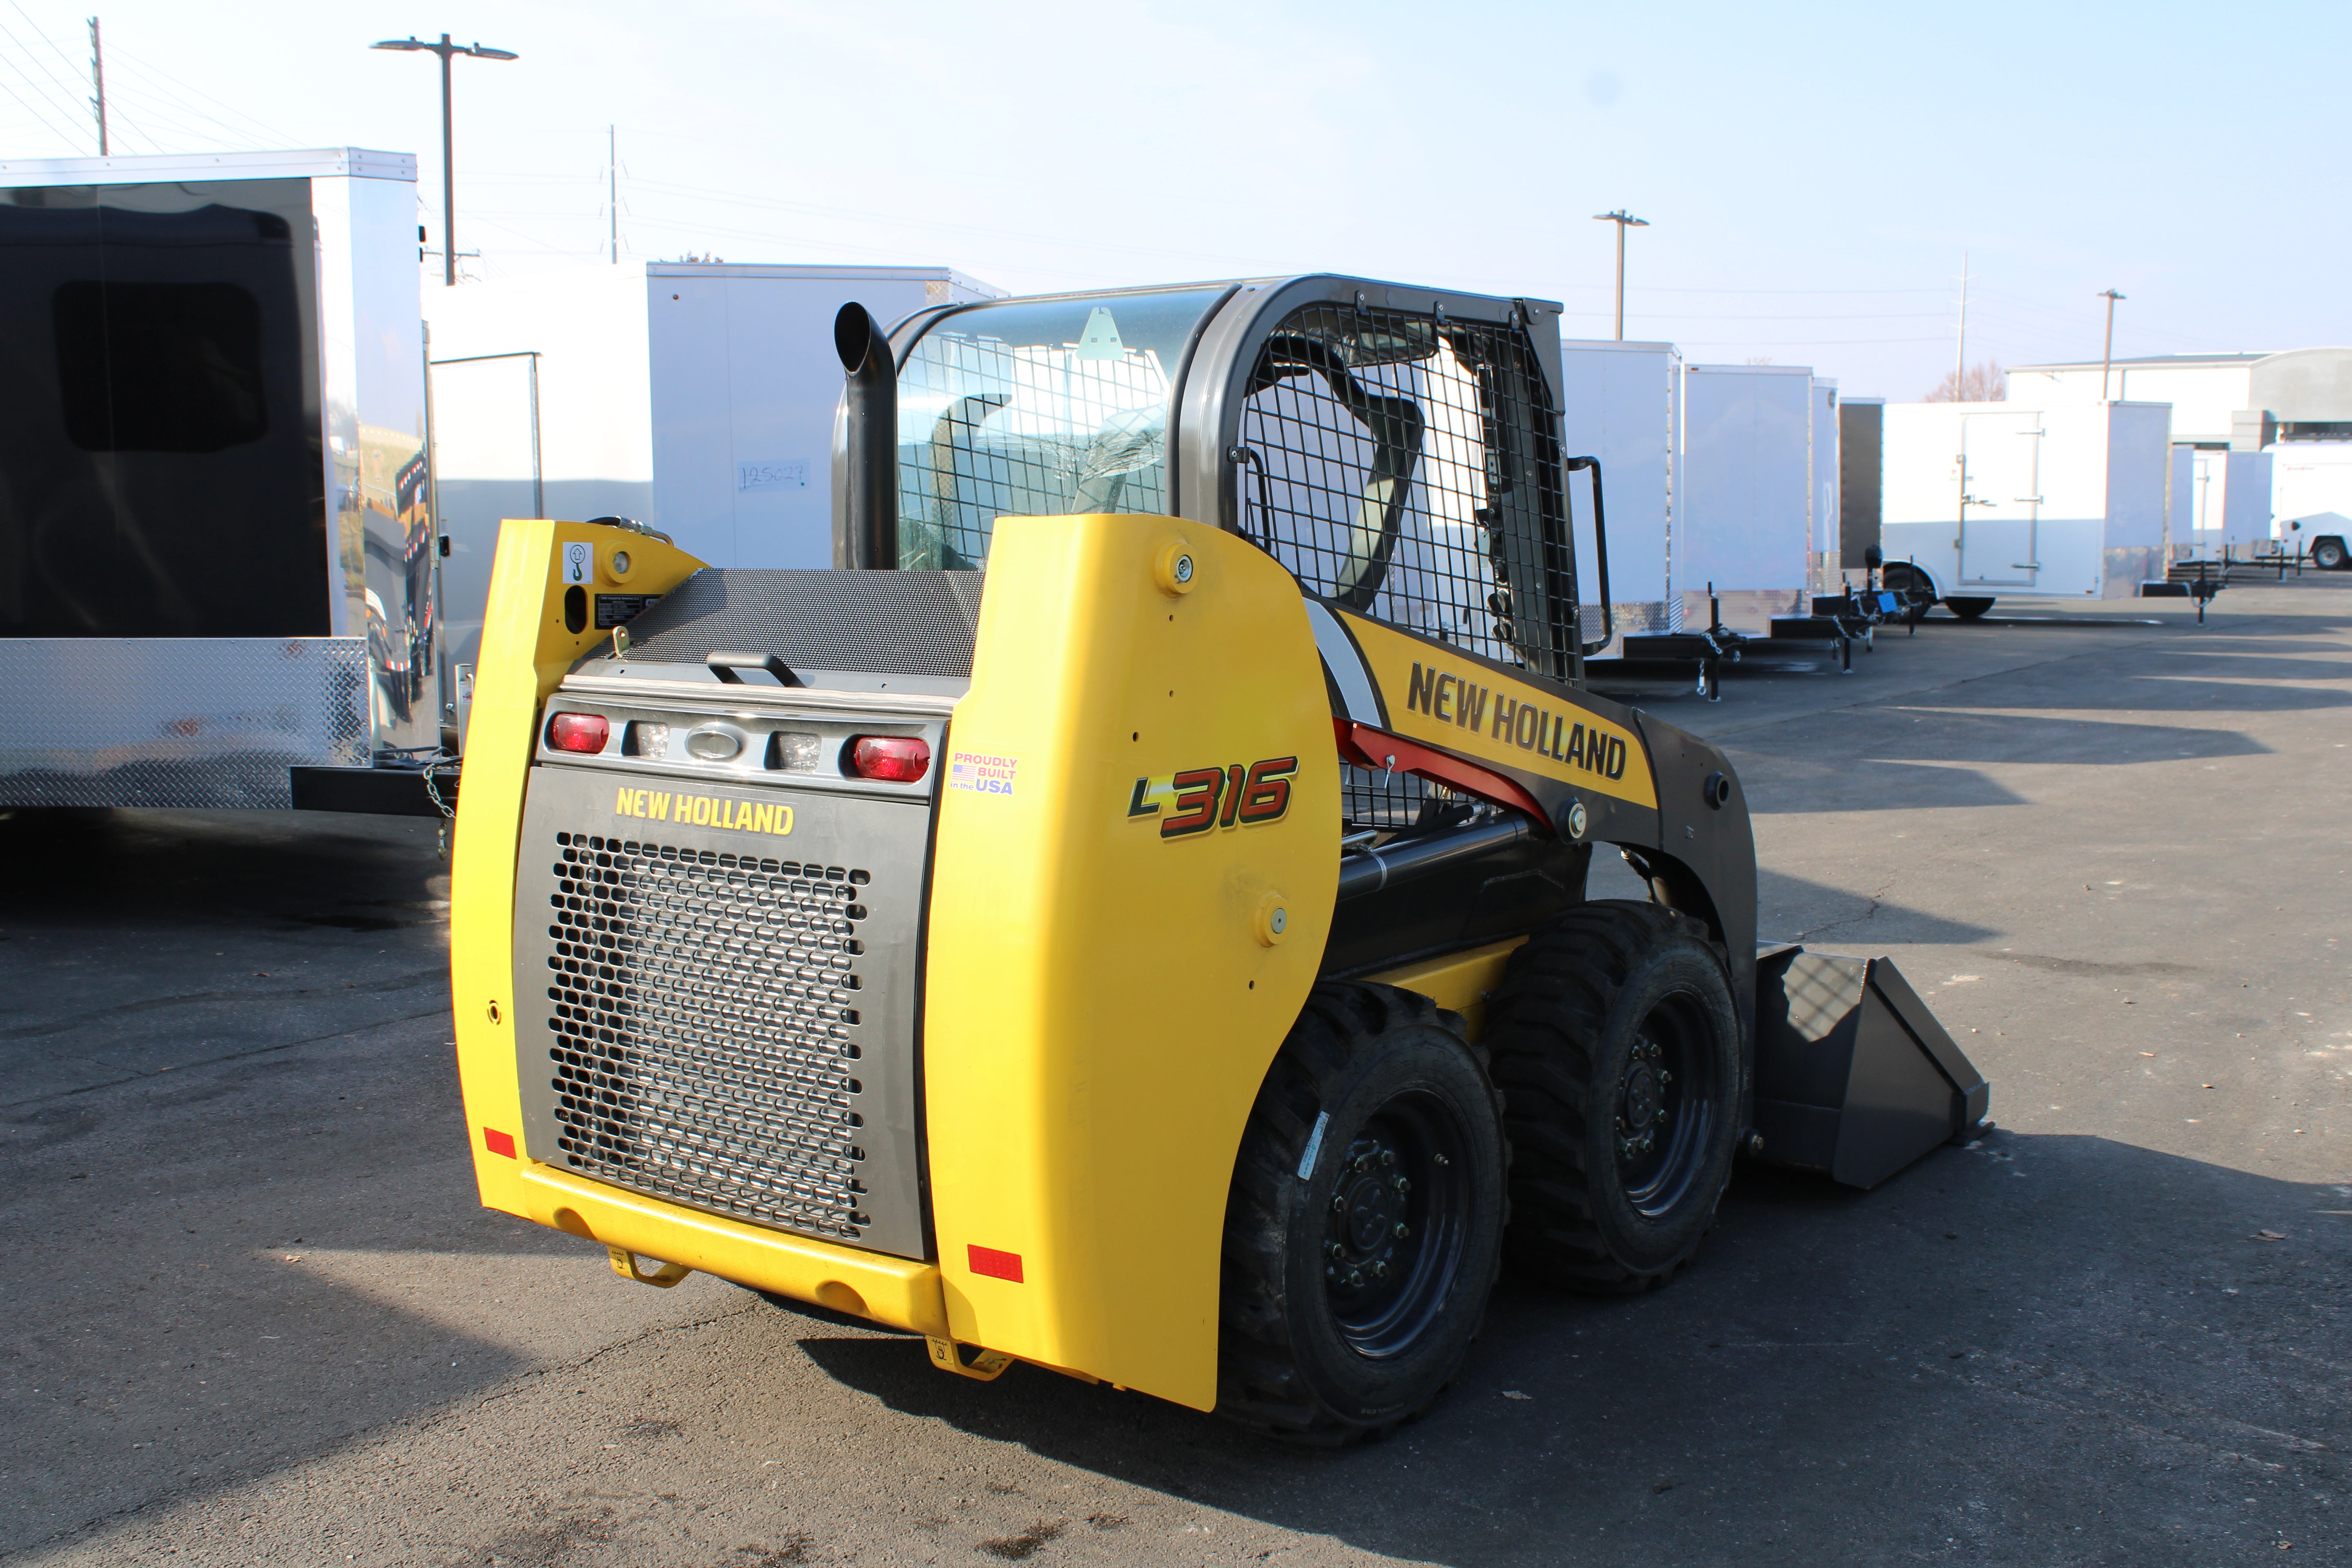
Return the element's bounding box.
[1128,757,1298,838]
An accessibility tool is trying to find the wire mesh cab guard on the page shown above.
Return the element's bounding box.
[858,277,1608,831]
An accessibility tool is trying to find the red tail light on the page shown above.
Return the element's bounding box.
[849,735,930,782]
[547,712,610,753]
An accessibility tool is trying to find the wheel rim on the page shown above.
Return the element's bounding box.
[1318,1090,1471,1359]
[1612,990,1721,1218]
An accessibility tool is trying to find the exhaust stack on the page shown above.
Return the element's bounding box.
[835,302,898,570]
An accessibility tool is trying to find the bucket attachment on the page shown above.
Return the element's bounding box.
[1751,947,1991,1189]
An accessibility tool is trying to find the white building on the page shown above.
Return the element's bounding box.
[2006,347,2352,564]
[2006,352,2262,445]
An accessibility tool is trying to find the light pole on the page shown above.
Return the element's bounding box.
[1591,209,1648,340]
[2097,288,2126,401]
[371,33,518,286]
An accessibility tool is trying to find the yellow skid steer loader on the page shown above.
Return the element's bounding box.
[449,278,1989,1441]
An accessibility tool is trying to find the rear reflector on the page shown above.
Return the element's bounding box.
[850,735,930,782]
[548,712,610,753]
[483,1128,517,1158]
[967,1244,1024,1283]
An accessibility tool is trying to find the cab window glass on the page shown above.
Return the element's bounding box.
[893,288,1226,569]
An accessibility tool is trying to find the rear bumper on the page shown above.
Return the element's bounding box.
[521,1162,948,1336]
[289,762,456,817]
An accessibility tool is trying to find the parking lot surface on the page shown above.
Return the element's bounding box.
[3,584,2346,1566]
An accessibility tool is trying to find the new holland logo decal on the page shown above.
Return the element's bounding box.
[612,786,793,835]
[1127,756,1297,839]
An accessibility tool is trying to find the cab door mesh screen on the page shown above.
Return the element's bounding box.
[1235,301,1574,828]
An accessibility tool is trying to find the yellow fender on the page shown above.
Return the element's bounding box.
[921,515,1339,1412]
[448,519,705,1220]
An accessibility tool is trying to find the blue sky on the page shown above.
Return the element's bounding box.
[3,0,2344,398]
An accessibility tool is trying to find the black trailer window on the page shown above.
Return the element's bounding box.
[54,280,269,452]
[893,288,1226,570]
[0,190,321,639]
[1232,299,1573,829]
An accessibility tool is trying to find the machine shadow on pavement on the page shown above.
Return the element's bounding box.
[790,1131,2347,1564]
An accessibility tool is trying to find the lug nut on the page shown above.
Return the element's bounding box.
[1381,1149,1396,1166]
[1392,1176,1410,1193]
[1348,1270,1363,1287]
[1392,1223,1410,1239]
[1372,1261,1390,1279]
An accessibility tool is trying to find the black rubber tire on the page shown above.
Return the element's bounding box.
[1485,900,1741,1294]
[1946,597,1996,620]
[2313,537,2348,571]
[1217,983,1508,1445]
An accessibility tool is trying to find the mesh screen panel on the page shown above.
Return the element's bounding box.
[1235,301,1576,828]
[541,831,874,1241]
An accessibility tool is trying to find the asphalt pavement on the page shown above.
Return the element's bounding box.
[3,581,2346,1567]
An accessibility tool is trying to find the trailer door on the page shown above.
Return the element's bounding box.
[1958,412,2042,588]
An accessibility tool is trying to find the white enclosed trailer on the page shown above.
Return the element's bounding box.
[0,149,435,809]
[1677,363,1814,630]
[1881,401,2170,605]
[1556,338,1678,639]
[2169,447,2274,557]
[2270,441,2352,565]
[1811,378,1840,590]
[424,263,1000,686]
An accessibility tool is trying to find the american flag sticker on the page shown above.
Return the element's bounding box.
[948,751,1018,797]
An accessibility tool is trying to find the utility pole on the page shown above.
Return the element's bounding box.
[371,33,519,287]
[1954,252,1971,399]
[1591,209,1648,341]
[87,16,107,156]
[2098,288,2126,401]
[608,125,617,264]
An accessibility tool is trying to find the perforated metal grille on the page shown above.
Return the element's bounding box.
[1235,302,1575,682]
[541,830,873,1241]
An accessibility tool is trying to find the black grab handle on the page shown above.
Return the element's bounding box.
[706,650,799,686]
[1564,455,1614,657]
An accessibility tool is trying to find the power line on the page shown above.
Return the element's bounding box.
[102,42,297,145]
[1,2,89,119]
[101,74,270,149]
[0,49,86,146]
